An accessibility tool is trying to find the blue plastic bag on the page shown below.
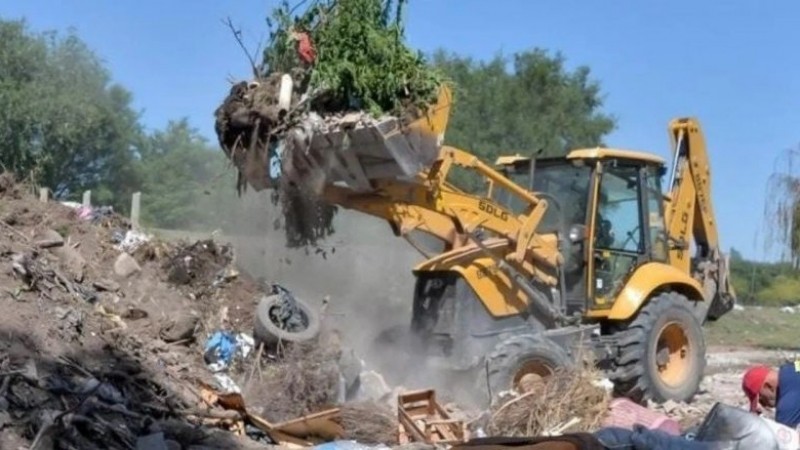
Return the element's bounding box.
[204,331,238,372]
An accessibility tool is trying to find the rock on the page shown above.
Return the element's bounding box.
[662,399,679,414]
[338,347,364,391]
[93,279,121,292]
[159,314,200,343]
[38,229,86,281]
[354,370,392,403]
[0,411,10,429]
[35,238,64,249]
[165,441,181,450]
[57,246,87,281]
[114,252,141,278]
[122,308,149,320]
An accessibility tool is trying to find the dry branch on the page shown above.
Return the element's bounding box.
[487,364,611,437]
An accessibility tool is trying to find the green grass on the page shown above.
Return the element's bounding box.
[705,306,800,350]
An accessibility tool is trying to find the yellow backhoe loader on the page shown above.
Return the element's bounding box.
[222,85,735,404]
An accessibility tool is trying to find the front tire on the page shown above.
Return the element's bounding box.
[481,334,573,405]
[609,291,706,403]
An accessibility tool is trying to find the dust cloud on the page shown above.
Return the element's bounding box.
[211,189,420,361]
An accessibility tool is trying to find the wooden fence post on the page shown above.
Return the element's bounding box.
[131,192,141,229]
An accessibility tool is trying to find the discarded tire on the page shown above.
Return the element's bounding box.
[253,293,321,345]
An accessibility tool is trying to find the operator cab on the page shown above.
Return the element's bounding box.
[493,148,669,315]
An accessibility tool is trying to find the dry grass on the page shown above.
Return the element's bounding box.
[487,363,611,437]
[339,400,398,445]
[253,339,343,422]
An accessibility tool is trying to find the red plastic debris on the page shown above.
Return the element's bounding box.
[294,32,316,64]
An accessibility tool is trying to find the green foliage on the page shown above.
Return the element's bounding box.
[0,19,143,211]
[261,0,445,116]
[761,146,800,269]
[705,306,800,350]
[430,49,617,192]
[136,119,237,230]
[729,247,800,306]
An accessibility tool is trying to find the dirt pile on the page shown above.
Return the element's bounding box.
[0,173,280,449]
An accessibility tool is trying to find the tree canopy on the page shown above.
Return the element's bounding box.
[136,119,236,230]
[0,19,143,209]
[432,49,617,162]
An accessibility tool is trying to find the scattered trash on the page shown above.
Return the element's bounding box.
[398,389,468,445]
[213,373,241,394]
[694,402,795,449]
[203,330,254,372]
[212,267,240,288]
[602,397,682,436]
[313,440,391,450]
[591,377,615,392]
[115,229,151,253]
[595,426,712,449]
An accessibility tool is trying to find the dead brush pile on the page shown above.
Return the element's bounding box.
[487,364,611,437]
[339,400,398,445]
[251,340,342,423]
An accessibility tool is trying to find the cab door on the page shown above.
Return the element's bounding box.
[589,161,648,306]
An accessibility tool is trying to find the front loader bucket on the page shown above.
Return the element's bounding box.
[277,86,453,194]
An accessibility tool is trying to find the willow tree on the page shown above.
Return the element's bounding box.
[763,146,800,269]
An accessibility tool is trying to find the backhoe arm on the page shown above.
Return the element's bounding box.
[322,146,560,272]
[665,118,718,268]
[665,118,735,311]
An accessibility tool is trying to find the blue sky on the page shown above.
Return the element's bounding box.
[2,0,799,262]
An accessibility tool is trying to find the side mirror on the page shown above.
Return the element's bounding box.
[568,224,587,243]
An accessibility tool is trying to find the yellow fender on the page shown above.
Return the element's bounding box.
[588,262,706,321]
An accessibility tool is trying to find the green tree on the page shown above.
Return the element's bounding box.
[138,119,237,230]
[0,18,143,210]
[430,48,616,190]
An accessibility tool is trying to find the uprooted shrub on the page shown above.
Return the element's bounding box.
[213,0,450,251]
[262,0,446,117]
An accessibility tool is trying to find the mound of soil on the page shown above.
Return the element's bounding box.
[0,176,272,449]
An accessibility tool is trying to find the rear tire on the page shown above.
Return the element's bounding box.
[609,291,706,403]
[480,334,573,405]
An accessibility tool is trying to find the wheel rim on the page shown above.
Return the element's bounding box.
[513,360,554,393]
[655,321,691,387]
[268,304,310,332]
